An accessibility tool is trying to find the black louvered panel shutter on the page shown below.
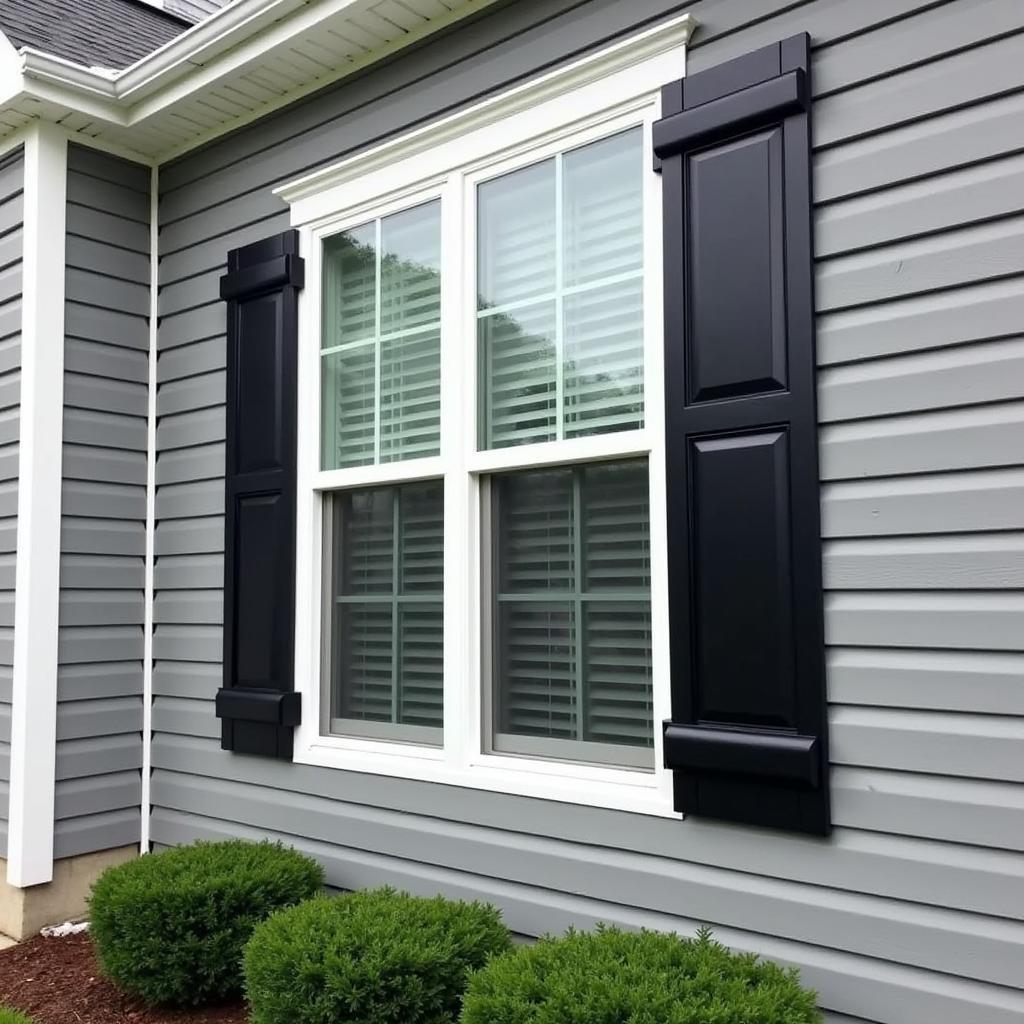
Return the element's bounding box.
[655,35,830,835]
[215,230,304,758]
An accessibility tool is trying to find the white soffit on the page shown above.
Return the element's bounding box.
[0,0,500,162]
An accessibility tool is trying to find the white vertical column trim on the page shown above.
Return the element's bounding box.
[140,164,158,853]
[6,123,68,888]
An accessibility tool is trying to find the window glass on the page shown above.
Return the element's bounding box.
[477,129,645,449]
[322,201,442,469]
[489,459,653,767]
[326,480,444,743]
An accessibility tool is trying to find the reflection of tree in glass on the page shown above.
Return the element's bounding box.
[327,230,641,449]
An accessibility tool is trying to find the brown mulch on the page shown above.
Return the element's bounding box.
[0,933,249,1024]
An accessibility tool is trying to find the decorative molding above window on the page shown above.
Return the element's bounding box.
[275,13,697,215]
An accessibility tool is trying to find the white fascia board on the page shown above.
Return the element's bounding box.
[6,122,67,889]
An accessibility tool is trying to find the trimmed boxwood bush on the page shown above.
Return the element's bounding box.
[89,840,324,1006]
[243,887,512,1024]
[460,925,821,1024]
[0,1009,34,1024]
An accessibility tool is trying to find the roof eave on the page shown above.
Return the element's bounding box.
[0,0,501,161]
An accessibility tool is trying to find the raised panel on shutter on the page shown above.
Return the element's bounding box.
[656,35,830,835]
[687,129,787,403]
[216,230,304,759]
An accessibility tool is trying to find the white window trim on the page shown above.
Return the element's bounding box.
[287,17,693,819]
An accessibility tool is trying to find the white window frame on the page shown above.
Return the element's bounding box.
[285,15,696,818]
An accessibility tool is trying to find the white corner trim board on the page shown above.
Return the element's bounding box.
[7,122,68,889]
[140,164,159,855]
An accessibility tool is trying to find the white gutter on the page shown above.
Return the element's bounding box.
[1,0,500,160]
[15,0,305,103]
[114,0,310,103]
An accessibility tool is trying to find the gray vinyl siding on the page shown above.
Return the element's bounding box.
[0,146,21,860]
[151,2,1024,1021]
[57,144,149,860]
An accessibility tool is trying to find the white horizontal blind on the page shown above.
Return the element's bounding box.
[477,128,645,449]
[321,201,442,469]
[329,481,444,740]
[492,459,654,767]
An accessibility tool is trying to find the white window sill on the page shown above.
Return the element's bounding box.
[295,735,680,819]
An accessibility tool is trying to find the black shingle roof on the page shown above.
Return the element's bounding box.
[0,0,190,69]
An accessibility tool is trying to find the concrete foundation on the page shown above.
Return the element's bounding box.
[0,846,137,941]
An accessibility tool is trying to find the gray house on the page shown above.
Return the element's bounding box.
[0,0,1021,1020]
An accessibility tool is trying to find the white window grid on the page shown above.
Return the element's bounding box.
[290,34,684,818]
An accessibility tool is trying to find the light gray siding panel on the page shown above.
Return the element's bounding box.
[56,145,148,857]
[820,403,1024,480]
[824,534,1024,589]
[55,771,142,821]
[818,339,1024,422]
[62,480,147,521]
[159,337,225,382]
[54,807,140,860]
[817,152,1024,257]
[60,554,144,590]
[822,469,1024,538]
[828,648,1024,716]
[154,553,222,589]
[826,592,1024,650]
[65,339,148,385]
[152,3,1024,1020]
[812,32,1024,149]
[832,768,1024,852]
[0,146,21,854]
[816,216,1024,313]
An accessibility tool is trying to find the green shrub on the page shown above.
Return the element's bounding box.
[243,887,512,1024]
[89,839,324,1006]
[0,1008,35,1024]
[460,925,821,1024]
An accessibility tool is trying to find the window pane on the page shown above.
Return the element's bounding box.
[321,202,441,470]
[380,327,441,463]
[563,277,644,437]
[490,460,653,767]
[323,222,376,345]
[327,480,443,742]
[497,603,576,740]
[580,459,650,591]
[321,344,375,469]
[478,160,555,310]
[479,301,557,449]
[563,128,644,286]
[381,203,442,334]
[477,129,645,450]
[495,467,574,593]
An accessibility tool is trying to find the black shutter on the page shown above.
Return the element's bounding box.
[655,35,830,835]
[215,230,304,758]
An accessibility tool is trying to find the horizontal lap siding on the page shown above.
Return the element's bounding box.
[0,147,21,858]
[152,1,1024,1021]
[58,146,148,859]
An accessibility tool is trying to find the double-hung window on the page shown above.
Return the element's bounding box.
[286,17,691,815]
